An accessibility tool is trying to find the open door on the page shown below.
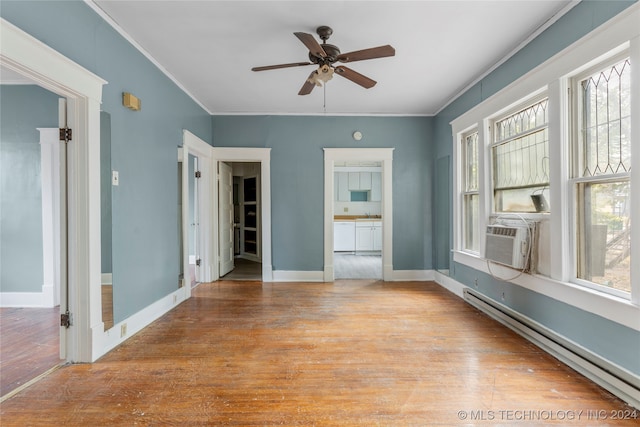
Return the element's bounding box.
[218,161,235,276]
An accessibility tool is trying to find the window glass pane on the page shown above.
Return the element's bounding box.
[580,58,631,177]
[492,98,549,213]
[463,194,479,252]
[578,181,630,293]
[465,132,478,192]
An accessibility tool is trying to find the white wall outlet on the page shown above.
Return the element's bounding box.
[120,323,127,337]
[343,207,348,212]
[112,170,119,186]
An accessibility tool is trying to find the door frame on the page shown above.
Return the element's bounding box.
[181,131,214,298]
[323,148,394,281]
[211,148,272,282]
[1,18,107,362]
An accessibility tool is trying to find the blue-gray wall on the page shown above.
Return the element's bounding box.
[211,115,433,271]
[0,85,59,293]
[1,1,212,323]
[432,0,639,375]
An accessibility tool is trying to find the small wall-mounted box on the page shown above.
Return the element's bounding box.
[122,92,141,111]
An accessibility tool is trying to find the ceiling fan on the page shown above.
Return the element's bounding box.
[251,26,395,95]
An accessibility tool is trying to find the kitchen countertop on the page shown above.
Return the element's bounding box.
[334,215,382,221]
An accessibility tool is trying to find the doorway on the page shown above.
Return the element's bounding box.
[218,162,262,281]
[2,17,107,364]
[333,162,383,279]
[0,85,63,398]
[323,148,394,282]
[211,147,272,282]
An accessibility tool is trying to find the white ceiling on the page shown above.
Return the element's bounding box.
[90,0,576,116]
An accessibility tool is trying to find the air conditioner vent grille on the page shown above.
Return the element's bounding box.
[487,225,518,237]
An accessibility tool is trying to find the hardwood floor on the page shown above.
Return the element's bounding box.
[0,280,637,425]
[0,307,61,398]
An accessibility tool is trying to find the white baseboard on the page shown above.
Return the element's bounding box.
[92,286,188,361]
[434,270,466,298]
[0,284,56,308]
[271,270,324,282]
[392,270,435,281]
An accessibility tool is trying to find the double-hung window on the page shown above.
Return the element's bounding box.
[572,55,631,295]
[491,98,550,213]
[462,130,479,252]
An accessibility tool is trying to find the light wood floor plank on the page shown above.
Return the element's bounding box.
[0,280,636,425]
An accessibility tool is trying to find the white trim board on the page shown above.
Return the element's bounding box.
[0,287,54,308]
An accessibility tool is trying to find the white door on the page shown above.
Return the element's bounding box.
[218,162,235,276]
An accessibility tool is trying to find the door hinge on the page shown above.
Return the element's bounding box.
[195,170,202,179]
[60,311,71,328]
[59,128,72,142]
[195,258,201,266]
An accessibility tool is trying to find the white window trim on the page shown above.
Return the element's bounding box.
[451,3,640,330]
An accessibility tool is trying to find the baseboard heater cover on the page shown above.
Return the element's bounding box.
[463,288,640,409]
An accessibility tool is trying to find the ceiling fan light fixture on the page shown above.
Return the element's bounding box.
[308,64,334,87]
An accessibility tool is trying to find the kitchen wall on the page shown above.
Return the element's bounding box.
[334,201,381,217]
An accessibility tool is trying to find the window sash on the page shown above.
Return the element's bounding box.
[572,53,632,296]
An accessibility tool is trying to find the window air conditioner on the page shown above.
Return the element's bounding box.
[485,224,530,269]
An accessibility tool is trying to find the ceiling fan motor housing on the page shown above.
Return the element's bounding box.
[309,43,340,64]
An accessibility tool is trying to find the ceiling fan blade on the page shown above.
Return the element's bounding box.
[337,45,395,63]
[294,32,327,58]
[334,66,376,89]
[252,62,313,72]
[298,71,317,95]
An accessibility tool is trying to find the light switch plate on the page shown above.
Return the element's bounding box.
[112,170,119,186]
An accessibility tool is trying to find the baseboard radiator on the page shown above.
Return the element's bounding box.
[463,288,640,409]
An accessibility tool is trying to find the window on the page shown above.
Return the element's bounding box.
[492,98,550,213]
[462,130,480,252]
[573,56,631,294]
[451,11,639,328]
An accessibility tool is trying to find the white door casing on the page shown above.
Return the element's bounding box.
[181,131,214,296]
[218,161,234,276]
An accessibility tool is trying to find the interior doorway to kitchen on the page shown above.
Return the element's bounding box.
[323,148,394,282]
[333,161,383,279]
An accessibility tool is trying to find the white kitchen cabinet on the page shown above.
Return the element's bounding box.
[372,222,383,250]
[335,172,349,201]
[355,221,382,251]
[334,221,356,251]
[371,172,381,202]
[348,172,360,190]
[359,172,372,190]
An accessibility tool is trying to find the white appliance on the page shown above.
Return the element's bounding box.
[485,224,530,269]
[334,221,356,251]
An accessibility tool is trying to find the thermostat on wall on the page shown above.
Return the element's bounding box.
[353,131,362,141]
